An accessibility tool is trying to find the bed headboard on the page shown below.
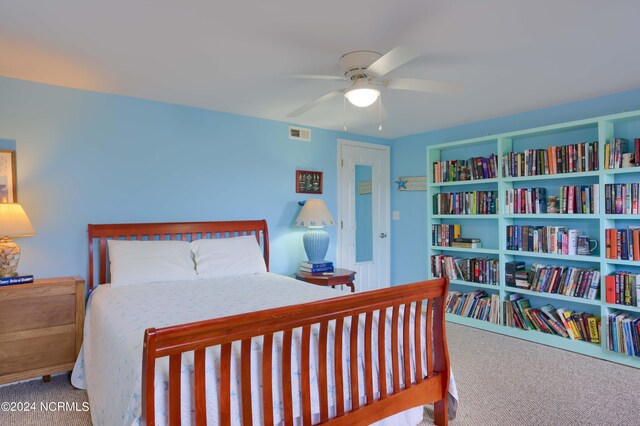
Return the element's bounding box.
[87,220,269,291]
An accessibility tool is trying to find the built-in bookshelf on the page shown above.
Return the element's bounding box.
[426,109,640,368]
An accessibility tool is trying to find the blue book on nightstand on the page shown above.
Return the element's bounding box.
[0,275,34,286]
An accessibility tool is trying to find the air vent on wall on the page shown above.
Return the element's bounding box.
[289,126,311,142]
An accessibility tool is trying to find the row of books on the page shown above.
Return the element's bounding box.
[604,183,640,214]
[431,255,499,285]
[445,290,500,324]
[504,187,547,214]
[501,141,599,178]
[431,223,460,247]
[506,225,586,255]
[505,185,600,215]
[431,154,498,183]
[558,184,599,214]
[299,261,334,273]
[526,264,600,300]
[604,138,640,169]
[432,191,498,215]
[605,227,640,260]
[607,311,640,357]
[504,295,600,342]
[605,273,640,307]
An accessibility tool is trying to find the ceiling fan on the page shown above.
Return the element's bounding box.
[286,47,463,119]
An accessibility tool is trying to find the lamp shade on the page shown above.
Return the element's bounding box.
[294,199,336,228]
[345,87,381,108]
[0,203,36,237]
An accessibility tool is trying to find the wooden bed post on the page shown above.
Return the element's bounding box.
[141,328,157,426]
[433,277,450,426]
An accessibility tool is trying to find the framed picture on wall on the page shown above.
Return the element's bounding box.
[296,170,323,194]
[0,150,17,203]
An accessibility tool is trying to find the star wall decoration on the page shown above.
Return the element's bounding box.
[395,177,408,191]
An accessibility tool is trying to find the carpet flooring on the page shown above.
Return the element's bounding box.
[2,323,639,425]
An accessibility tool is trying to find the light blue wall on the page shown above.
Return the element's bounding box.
[390,88,640,286]
[0,77,388,281]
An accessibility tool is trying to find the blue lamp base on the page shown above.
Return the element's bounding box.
[303,229,329,263]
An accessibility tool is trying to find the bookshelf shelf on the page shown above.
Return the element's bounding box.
[604,167,640,175]
[431,246,500,255]
[502,214,599,220]
[431,214,499,219]
[449,279,499,290]
[428,178,499,188]
[604,214,640,220]
[427,109,640,367]
[503,250,599,263]
[503,286,601,306]
[604,259,640,266]
[502,170,600,182]
[606,303,640,314]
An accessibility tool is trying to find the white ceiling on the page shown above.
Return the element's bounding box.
[1,0,640,139]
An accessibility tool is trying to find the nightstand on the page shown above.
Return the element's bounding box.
[0,276,85,385]
[295,268,356,293]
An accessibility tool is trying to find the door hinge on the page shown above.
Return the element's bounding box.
[341,220,343,229]
[341,159,344,167]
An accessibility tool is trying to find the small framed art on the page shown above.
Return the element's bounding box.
[0,150,17,203]
[296,170,323,194]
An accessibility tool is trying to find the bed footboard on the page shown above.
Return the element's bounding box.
[142,277,450,426]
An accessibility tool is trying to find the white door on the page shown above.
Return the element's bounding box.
[338,139,390,292]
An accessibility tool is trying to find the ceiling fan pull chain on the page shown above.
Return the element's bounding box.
[378,96,383,131]
[343,96,347,131]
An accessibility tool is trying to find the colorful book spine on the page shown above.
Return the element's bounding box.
[605,273,640,307]
[607,311,640,357]
[431,255,499,285]
[605,183,640,214]
[432,191,498,215]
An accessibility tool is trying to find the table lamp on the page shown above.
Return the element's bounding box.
[0,203,36,277]
[294,199,336,263]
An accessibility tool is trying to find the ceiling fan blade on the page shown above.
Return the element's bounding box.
[287,74,347,81]
[367,47,420,77]
[286,90,343,117]
[385,78,463,94]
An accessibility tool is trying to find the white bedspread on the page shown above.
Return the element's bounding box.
[72,273,456,425]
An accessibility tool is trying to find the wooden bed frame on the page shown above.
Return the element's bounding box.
[87,220,450,426]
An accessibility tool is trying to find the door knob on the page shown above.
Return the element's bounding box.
[379,233,387,238]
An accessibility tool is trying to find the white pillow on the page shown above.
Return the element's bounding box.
[191,235,267,279]
[108,240,197,286]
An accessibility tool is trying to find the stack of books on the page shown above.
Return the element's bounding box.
[300,261,334,274]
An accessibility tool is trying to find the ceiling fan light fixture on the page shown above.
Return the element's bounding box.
[345,87,380,107]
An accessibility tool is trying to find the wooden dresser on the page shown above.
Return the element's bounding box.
[0,276,85,385]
